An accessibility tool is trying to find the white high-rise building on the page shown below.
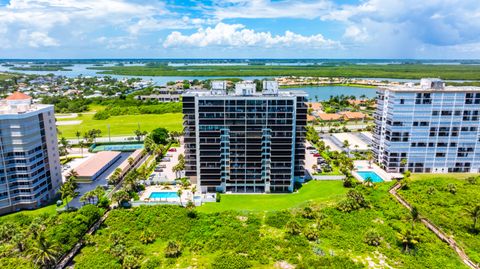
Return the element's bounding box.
[0,92,62,214]
[373,79,480,173]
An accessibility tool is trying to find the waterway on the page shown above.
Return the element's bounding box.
[0,63,379,99]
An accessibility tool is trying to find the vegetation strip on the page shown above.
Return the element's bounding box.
[389,182,479,269]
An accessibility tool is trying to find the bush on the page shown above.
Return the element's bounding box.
[364,229,382,246]
[212,253,251,269]
[216,192,221,202]
[265,211,292,228]
[285,220,302,235]
[164,241,181,258]
[93,110,110,120]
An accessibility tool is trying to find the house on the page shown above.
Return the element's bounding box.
[318,113,343,121]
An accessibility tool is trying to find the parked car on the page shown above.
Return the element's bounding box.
[168,148,177,152]
[313,153,321,157]
[159,164,167,168]
[310,150,318,154]
[306,146,316,150]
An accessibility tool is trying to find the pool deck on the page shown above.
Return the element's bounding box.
[352,160,393,182]
[140,185,196,204]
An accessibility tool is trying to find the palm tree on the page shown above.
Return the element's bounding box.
[397,229,419,253]
[366,150,374,168]
[465,204,480,232]
[78,140,85,157]
[410,206,420,229]
[364,176,374,187]
[343,140,350,156]
[111,190,131,206]
[59,182,76,209]
[28,235,61,268]
[177,189,183,206]
[127,157,135,168]
[75,130,81,144]
[66,169,79,180]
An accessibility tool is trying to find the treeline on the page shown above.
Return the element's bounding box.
[41,96,92,113]
[0,205,104,268]
[91,64,480,80]
[93,102,182,120]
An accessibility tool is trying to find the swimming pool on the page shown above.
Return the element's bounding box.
[149,192,179,199]
[357,171,384,183]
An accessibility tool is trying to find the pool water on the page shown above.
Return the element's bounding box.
[149,192,179,199]
[91,143,144,152]
[357,171,384,183]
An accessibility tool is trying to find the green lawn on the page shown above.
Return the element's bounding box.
[0,202,63,222]
[198,180,346,213]
[399,173,480,264]
[57,113,183,138]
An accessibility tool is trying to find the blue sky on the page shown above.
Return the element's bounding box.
[0,0,479,59]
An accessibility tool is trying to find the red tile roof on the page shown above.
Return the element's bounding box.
[318,113,343,121]
[5,91,32,100]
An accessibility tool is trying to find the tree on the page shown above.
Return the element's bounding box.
[134,129,147,141]
[75,130,81,143]
[410,206,420,229]
[342,140,350,156]
[112,190,131,206]
[150,127,169,145]
[465,204,480,232]
[177,189,183,206]
[59,181,77,209]
[397,229,419,253]
[78,140,86,157]
[366,150,374,167]
[58,137,71,156]
[164,241,181,258]
[364,176,374,187]
[28,235,61,268]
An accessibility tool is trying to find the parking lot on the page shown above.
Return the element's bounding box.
[148,144,185,183]
[305,141,333,175]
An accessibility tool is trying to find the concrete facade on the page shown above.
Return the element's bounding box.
[373,79,480,173]
[0,95,61,214]
[183,81,307,193]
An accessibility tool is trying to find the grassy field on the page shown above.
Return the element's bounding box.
[90,64,480,80]
[399,173,480,264]
[198,181,347,213]
[57,113,183,138]
[0,72,15,80]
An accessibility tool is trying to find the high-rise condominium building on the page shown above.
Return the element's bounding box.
[373,79,480,173]
[0,92,61,214]
[183,81,307,193]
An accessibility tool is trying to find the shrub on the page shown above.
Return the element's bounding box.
[216,192,221,202]
[212,253,251,269]
[164,241,181,258]
[285,220,302,235]
[93,110,110,120]
[364,229,382,246]
[303,227,319,241]
[447,183,457,194]
[265,211,292,228]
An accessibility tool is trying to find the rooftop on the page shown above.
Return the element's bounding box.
[380,78,480,92]
[5,91,32,100]
[75,151,122,178]
[183,89,307,98]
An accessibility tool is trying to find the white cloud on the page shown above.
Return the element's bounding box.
[19,30,59,47]
[210,0,333,20]
[163,23,340,49]
[343,25,369,42]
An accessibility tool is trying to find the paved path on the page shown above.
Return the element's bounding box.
[67,136,141,144]
[389,183,479,269]
[54,209,111,269]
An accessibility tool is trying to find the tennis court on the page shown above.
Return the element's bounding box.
[91,143,144,152]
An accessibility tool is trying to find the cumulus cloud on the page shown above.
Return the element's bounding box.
[18,30,59,48]
[163,23,340,49]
